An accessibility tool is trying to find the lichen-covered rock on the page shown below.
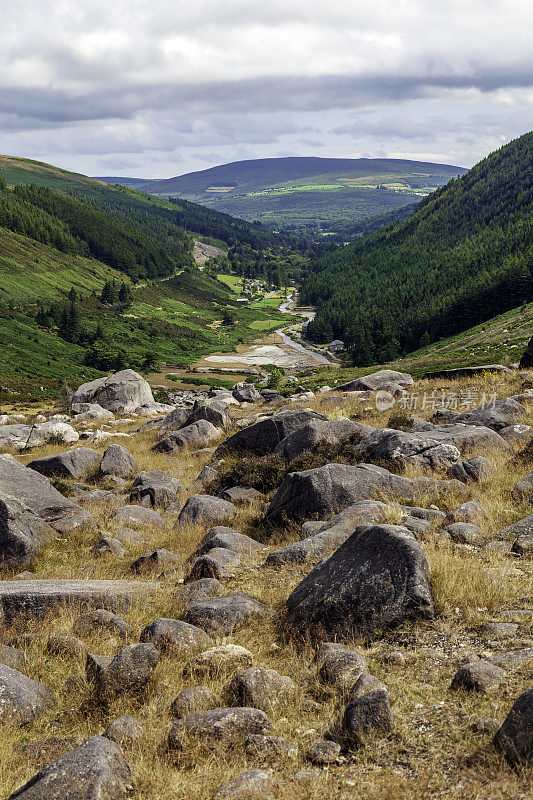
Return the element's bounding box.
[0,664,54,724]
[171,686,218,718]
[286,525,434,641]
[96,643,159,700]
[176,495,236,527]
[168,707,271,751]
[99,445,137,478]
[140,618,212,655]
[103,716,143,745]
[0,494,50,569]
[342,689,393,747]
[450,660,505,692]
[129,470,180,508]
[7,736,134,799]
[183,593,268,636]
[71,368,169,414]
[494,688,533,766]
[28,448,101,479]
[225,667,295,713]
[0,455,92,533]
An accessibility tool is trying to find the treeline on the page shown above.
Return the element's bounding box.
[168,197,281,250]
[302,132,533,364]
[10,185,176,281]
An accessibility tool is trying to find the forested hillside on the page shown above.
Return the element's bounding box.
[302,132,533,364]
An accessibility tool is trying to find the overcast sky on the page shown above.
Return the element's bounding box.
[1,0,531,177]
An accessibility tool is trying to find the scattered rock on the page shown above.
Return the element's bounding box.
[46,632,87,660]
[342,690,393,747]
[183,593,268,636]
[171,686,218,718]
[218,410,325,456]
[245,734,296,761]
[0,494,51,569]
[494,688,533,766]
[28,447,101,479]
[96,643,159,700]
[307,739,341,764]
[187,548,241,581]
[131,548,177,575]
[168,707,271,752]
[154,420,220,453]
[99,445,137,478]
[7,736,134,800]
[92,536,126,557]
[220,486,262,505]
[225,667,295,713]
[74,608,133,640]
[176,494,236,527]
[0,455,92,533]
[113,505,164,528]
[140,618,212,655]
[186,644,254,676]
[450,660,505,692]
[103,716,143,745]
[212,769,275,800]
[0,664,54,724]
[315,642,367,691]
[129,470,180,508]
[286,525,434,641]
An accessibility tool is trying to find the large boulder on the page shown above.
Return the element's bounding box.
[0,664,54,724]
[494,688,533,766]
[188,399,231,429]
[334,370,414,392]
[71,369,170,414]
[265,462,467,524]
[0,421,79,452]
[0,495,50,569]
[0,455,92,533]
[158,407,191,436]
[400,423,508,453]
[274,418,364,461]
[176,495,236,527]
[129,471,180,508]
[355,428,460,471]
[27,448,101,480]
[224,667,295,713]
[99,445,137,478]
[451,398,526,431]
[0,579,156,622]
[286,524,435,640]
[7,736,133,799]
[232,382,262,403]
[217,410,326,456]
[153,420,220,453]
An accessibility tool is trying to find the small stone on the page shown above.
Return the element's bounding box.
[46,632,87,660]
[212,769,274,800]
[471,717,501,734]
[91,537,126,557]
[168,707,271,752]
[307,739,341,764]
[342,690,393,747]
[481,622,519,638]
[131,548,177,575]
[103,715,143,745]
[245,734,296,761]
[171,686,218,718]
[74,609,133,640]
[224,667,295,713]
[186,644,253,676]
[450,660,505,692]
[140,618,212,655]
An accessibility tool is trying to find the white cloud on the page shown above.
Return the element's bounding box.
[0,1,530,174]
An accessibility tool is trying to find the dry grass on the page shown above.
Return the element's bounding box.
[0,370,532,797]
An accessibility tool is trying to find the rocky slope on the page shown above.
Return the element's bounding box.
[0,366,531,799]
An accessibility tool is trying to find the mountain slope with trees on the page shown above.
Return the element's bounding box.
[301,132,533,364]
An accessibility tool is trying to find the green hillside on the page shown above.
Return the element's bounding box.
[97,156,466,237]
[301,132,533,364]
[0,156,297,400]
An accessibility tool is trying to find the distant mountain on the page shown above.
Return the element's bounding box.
[96,156,467,237]
[302,132,533,364]
[92,176,151,189]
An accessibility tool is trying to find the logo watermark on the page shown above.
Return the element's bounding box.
[375,389,498,412]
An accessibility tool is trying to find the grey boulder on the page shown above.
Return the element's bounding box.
[0,664,53,724]
[0,455,92,533]
[342,690,393,747]
[213,769,275,800]
[217,410,326,456]
[153,420,220,453]
[129,470,180,508]
[0,421,79,452]
[176,495,236,527]
[99,445,137,478]
[334,370,413,391]
[96,643,159,700]
[494,688,533,766]
[265,462,467,523]
[225,667,295,713]
[182,593,268,636]
[7,736,133,800]
[286,524,435,640]
[27,448,101,479]
[232,382,262,403]
[0,495,50,569]
[168,707,271,751]
[71,368,169,414]
[140,618,212,655]
[274,418,364,462]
